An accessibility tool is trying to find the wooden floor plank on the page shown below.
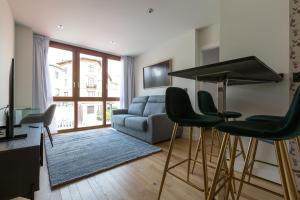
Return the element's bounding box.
[76,180,98,200]
[87,177,108,200]
[68,184,82,200]
[60,186,73,200]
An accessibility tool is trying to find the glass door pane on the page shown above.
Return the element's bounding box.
[106,101,120,124]
[78,101,103,127]
[54,102,75,130]
[79,53,102,97]
[48,47,73,97]
[107,59,121,97]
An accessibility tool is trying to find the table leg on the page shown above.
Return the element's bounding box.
[40,133,43,166]
[216,80,227,200]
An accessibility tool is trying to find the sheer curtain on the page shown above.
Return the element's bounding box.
[32,34,56,132]
[120,56,135,108]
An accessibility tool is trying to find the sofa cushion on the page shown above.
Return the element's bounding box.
[112,114,135,126]
[143,95,166,117]
[128,96,149,116]
[125,116,148,131]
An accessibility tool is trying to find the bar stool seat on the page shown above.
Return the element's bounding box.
[246,115,284,122]
[246,115,284,144]
[246,114,300,147]
[216,120,285,140]
[174,114,224,127]
[206,111,242,119]
[223,111,242,119]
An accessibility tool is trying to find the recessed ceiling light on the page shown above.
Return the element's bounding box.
[147,8,154,14]
[57,25,64,30]
[110,41,117,45]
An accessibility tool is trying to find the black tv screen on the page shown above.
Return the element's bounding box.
[8,58,14,138]
[143,60,172,89]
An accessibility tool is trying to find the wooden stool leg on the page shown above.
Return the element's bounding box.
[187,127,193,181]
[228,136,232,160]
[210,129,216,162]
[274,141,290,200]
[200,127,209,198]
[225,136,238,199]
[215,130,236,199]
[192,129,202,174]
[236,138,256,200]
[207,133,230,200]
[280,141,299,200]
[247,139,258,182]
[157,123,179,200]
[238,136,246,160]
[296,137,300,154]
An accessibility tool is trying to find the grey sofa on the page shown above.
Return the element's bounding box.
[112,95,182,144]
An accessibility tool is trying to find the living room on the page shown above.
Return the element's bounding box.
[1,0,300,200]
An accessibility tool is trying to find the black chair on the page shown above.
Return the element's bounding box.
[158,87,224,199]
[192,91,245,169]
[207,86,300,200]
[21,104,56,147]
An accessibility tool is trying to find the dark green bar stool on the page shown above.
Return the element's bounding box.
[157,87,224,199]
[240,114,300,193]
[207,86,300,200]
[197,90,242,119]
[192,90,245,171]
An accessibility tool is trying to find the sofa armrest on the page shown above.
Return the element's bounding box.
[148,113,168,121]
[112,109,128,115]
[147,113,183,144]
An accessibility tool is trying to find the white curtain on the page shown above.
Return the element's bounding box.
[32,34,56,132]
[120,56,135,108]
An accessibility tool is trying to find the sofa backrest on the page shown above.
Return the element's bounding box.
[128,96,149,115]
[143,95,166,117]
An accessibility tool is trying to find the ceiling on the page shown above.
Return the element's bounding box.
[9,0,219,56]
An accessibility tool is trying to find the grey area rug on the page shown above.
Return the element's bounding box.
[45,128,161,188]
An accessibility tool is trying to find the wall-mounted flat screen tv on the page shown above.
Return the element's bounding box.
[143,60,172,89]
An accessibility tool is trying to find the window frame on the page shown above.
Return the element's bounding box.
[49,41,121,133]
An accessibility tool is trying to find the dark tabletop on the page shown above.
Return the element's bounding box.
[168,56,283,86]
[0,123,42,152]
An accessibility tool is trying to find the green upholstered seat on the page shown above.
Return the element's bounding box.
[166,87,224,127]
[223,111,242,119]
[198,91,242,119]
[216,85,300,141]
[246,115,284,122]
[173,115,225,127]
[246,115,284,144]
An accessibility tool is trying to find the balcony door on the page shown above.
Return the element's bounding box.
[48,42,121,133]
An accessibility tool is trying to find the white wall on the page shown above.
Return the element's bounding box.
[0,0,15,126]
[134,30,197,108]
[195,24,220,113]
[196,23,220,66]
[220,0,289,183]
[15,24,33,108]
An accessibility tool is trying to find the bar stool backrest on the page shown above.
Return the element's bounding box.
[198,91,218,116]
[165,87,196,123]
[278,85,300,139]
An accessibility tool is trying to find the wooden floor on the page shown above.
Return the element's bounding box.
[16,134,284,200]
